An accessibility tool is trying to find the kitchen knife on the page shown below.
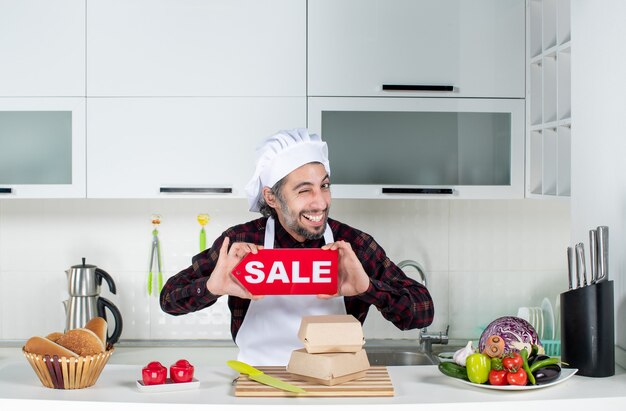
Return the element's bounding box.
[567,246,575,289]
[597,226,609,282]
[227,360,306,393]
[589,229,598,284]
[575,242,586,287]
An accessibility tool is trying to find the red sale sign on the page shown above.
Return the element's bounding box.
[231,248,338,295]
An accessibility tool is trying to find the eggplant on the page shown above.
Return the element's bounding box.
[533,364,561,384]
[529,354,549,363]
[528,354,550,366]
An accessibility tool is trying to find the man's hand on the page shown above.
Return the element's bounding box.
[318,240,370,299]
[206,237,264,300]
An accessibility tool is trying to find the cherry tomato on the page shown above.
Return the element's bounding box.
[142,361,167,385]
[170,359,195,383]
[502,352,523,372]
[488,369,508,386]
[506,368,528,386]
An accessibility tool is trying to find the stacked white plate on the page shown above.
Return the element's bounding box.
[516,298,555,341]
[541,297,555,341]
[553,297,560,339]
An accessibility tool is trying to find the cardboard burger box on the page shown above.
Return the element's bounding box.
[287,348,370,386]
[297,314,365,353]
[286,315,370,386]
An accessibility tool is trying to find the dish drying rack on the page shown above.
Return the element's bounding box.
[517,297,561,357]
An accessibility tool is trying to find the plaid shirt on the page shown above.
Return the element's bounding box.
[160,216,434,341]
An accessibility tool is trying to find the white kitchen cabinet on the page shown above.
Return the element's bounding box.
[86,97,306,198]
[308,97,525,199]
[0,98,86,198]
[308,0,525,98]
[526,0,571,198]
[86,0,305,97]
[0,0,85,97]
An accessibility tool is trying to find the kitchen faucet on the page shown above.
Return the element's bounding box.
[397,259,427,289]
[397,260,449,358]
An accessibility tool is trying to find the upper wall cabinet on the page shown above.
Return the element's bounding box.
[0,98,86,198]
[86,97,306,198]
[86,0,306,97]
[308,0,525,98]
[308,97,525,199]
[0,0,85,96]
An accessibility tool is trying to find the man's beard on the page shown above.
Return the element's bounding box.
[277,196,328,241]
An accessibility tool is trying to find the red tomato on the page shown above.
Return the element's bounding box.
[488,369,508,386]
[142,361,167,385]
[502,352,523,372]
[506,368,528,386]
[170,359,195,383]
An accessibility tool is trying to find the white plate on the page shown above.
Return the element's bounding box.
[517,307,530,322]
[542,297,555,340]
[136,378,200,393]
[437,352,456,361]
[535,306,544,340]
[554,296,561,339]
[451,368,577,391]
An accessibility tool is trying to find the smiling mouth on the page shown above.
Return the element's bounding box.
[302,213,324,223]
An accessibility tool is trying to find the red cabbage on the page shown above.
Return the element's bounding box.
[478,316,540,354]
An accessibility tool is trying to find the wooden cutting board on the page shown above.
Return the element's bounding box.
[233,366,394,397]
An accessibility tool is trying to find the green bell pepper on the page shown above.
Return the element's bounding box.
[466,353,491,384]
[491,357,503,370]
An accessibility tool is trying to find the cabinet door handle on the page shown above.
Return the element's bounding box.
[0,188,12,194]
[382,187,454,195]
[382,84,454,92]
[159,187,233,194]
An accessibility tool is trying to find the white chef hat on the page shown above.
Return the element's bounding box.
[245,128,330,212]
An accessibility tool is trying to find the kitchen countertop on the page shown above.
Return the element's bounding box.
[1,346,626,411]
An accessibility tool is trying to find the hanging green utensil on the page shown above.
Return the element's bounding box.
[156,226,163,293]
[197,213,210,252]
[148,214,162,295]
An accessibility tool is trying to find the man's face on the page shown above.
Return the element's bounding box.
[272,162,331,242]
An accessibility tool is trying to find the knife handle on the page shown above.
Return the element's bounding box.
[597,226,609,281]
[589,229,598,284]
[227,360,263,376]
[567,246,575,290]
[575,243,585,288]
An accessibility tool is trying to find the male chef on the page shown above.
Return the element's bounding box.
[160,128,434,365]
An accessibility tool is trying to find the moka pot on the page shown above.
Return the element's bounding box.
[63,258,123,345]
[66,257,117,297]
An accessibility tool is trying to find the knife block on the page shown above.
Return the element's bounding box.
[560,280,615,377]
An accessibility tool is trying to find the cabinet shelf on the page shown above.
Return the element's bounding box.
[530,40,570,62]
[530,119,571,132]
[526,0,571,199]
[543,54,558,124]
[528,124,571,197]
[542,0,558,51]
[557,125,571,196]
[558,47,572,120]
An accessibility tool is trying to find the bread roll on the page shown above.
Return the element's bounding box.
[55,328,105,356]
[24,336,79,358]
[84,317,108,346]
[46,332,64,343]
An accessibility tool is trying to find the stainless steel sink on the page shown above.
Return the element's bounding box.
[365,348,437,366]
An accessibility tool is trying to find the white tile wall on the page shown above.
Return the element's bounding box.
[0,198,570,343]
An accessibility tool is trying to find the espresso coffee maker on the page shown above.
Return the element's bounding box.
[63,258,123,345]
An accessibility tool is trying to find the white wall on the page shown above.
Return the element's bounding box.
[0,198,569,343]
[571,0,626,368]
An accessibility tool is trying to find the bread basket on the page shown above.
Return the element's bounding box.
[22,348,114,389]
